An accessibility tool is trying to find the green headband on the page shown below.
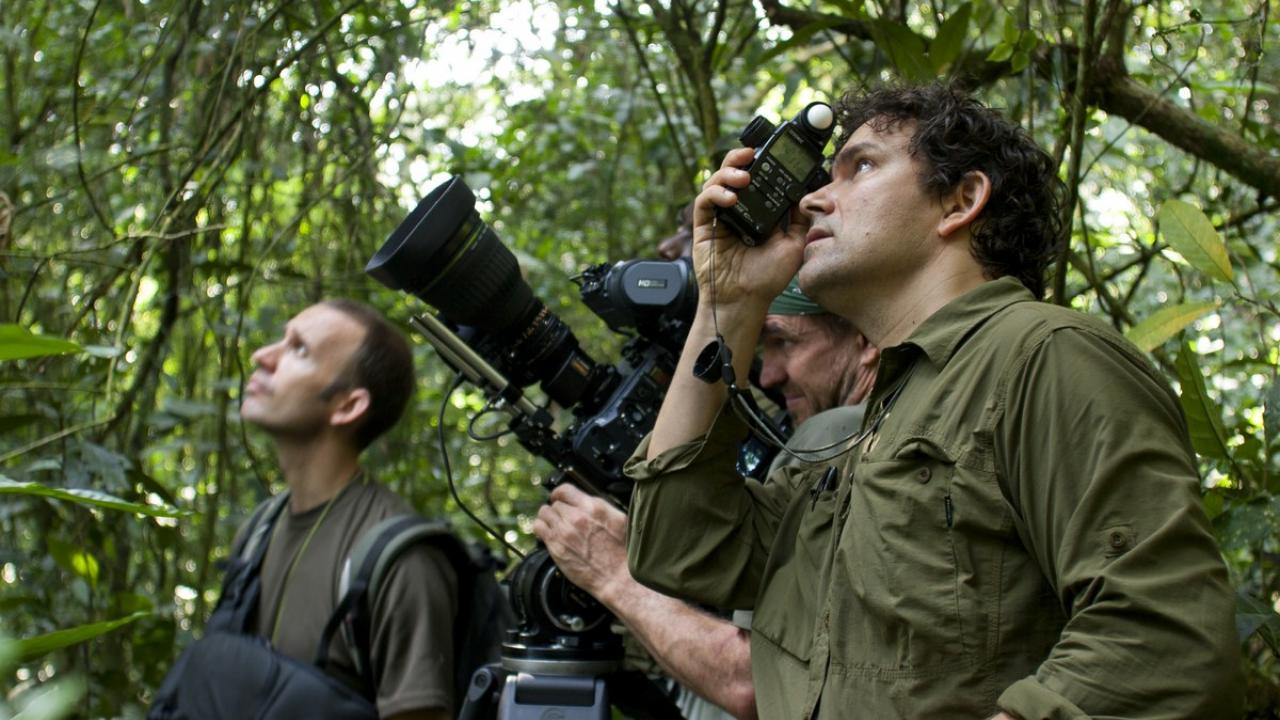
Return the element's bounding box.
[767,275,827,316]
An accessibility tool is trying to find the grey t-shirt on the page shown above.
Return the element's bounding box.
[249,478,458,716]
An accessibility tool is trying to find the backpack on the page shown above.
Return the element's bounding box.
[326,512,512,708]
[149,493,512,719]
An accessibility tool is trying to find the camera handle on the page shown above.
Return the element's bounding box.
[414,314,626,514]
[412,314,550,424]
[459,663,685,720]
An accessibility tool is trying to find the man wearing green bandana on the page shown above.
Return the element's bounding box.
[534,276,878,720]
[760,277,877,428]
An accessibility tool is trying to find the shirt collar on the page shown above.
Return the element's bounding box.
[895,276,1037,368]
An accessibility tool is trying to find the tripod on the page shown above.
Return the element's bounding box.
[458,547,684,720]
[458,657,685,720]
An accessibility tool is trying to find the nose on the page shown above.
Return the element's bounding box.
[759,351,786,390]
[800,184,832,219]
[251,340,282,371]
[656,227,693,260]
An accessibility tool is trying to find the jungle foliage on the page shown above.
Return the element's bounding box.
[1,0,1277,716]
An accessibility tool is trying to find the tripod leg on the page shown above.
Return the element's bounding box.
[458,664,506,720]
[605,670,686,720]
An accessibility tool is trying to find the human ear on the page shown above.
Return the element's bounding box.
[330,387,371,429]
[937,171,992,238]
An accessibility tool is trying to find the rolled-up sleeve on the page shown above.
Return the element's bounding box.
[625,410,797,609]
[995,327,1243,719]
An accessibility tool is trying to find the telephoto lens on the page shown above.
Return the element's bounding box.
[367,177,601,408]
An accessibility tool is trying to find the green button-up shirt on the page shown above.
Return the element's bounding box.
[626,278,1242,719]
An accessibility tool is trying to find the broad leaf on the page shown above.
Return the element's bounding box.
[0,324,81,360]
[929,2,971,72]
[1158,200,1233,283]
[1125,300,1220,352]
[1174,345,1231,462]
[49,537,100,588]
[821,0,865,17]
[0,477,190,518]
[0,633,18,672]
[1236,591,1280,653]
[1214,500,1275,550]
[869,20,933,81]
[986,41,1013,62]
[762,18,852,64]
[12,675,87,720]
[15,611,149,662]
[1002,14,1019,42]
[1010,49,1030,73]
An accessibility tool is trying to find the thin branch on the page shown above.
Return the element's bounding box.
[1054,0,1097,305]
[758,1,1280,197]
[71,0,115,235]
[0,417,115,465]
[614,3,696,176]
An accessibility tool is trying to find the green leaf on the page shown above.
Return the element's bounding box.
[929,2,971,72]
[49,537,100,588]
[1125,300,1220,352]
[1236,591,1280,653]
[1264,380,1280,453]
[986,41,1013,63]
[1002,15,1019,43]
[762,18,850,64]
[1174,345,1231,462]
[821,0,865,17]
[1214,500,1274,550]
[0,633,19,672]
[12,675,87,720]
[1158,199,1233,283]
[1201,488,1225,520]
[14,611,149,663]
[1010,49,1030,73]
[0,325,82,360]
[869,19,934,81]
[0,477,191,518]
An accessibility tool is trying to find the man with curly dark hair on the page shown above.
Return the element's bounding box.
[624,82,1242,719]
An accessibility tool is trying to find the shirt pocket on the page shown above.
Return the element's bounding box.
[831,436,971,675]
[751,465,839,664]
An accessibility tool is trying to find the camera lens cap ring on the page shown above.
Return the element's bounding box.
[692,337,727,384]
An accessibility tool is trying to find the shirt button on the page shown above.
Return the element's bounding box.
[916,467,932,483]
[1109,531,1127,549]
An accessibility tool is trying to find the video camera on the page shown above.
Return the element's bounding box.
[366,176,696,674]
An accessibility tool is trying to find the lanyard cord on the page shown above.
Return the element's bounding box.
[268,470,365,645]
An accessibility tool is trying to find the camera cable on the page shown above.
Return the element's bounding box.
[439,372,526,560]
[467,396,515,442]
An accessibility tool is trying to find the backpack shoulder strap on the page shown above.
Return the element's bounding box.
[314,515,463,694]
[207,492,290,636]
[345,515,460,599]
[238,492,291,563]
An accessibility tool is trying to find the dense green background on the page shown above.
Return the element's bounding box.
[1,0,1277,716]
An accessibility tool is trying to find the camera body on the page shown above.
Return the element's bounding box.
[717,101,836,245]
[367,177,697,661]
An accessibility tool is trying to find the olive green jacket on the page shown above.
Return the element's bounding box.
[626,278,1242,720]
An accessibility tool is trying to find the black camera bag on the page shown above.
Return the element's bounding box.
[148,493,510,719]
